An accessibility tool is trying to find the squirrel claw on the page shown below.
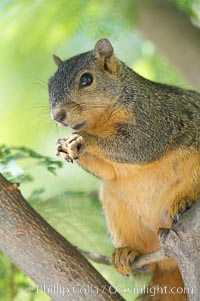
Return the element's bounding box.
[170,198,194,223]
[56,149,72,162]
[110,247,138,276]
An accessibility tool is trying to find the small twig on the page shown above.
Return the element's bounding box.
[132,250,167,269]
[78,248,168,271]
[78,249,110,265]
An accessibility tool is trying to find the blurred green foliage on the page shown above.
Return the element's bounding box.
[170,0,200,25]
[0,0,198,300]
[0,145,63,182]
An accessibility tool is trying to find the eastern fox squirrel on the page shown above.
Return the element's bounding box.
[48,38,200,300]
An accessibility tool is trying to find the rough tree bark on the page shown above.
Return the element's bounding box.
[159,200,200,301]
[0,173,125,301]
[136,0,200,91]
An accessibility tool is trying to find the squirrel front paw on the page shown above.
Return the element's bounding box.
[56,134,85,163]
[110,247,138,276]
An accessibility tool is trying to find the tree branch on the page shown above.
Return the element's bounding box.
[79,248,167,270]
[136,0,200,91]
[159,200,200,301]
[0,173,125,301]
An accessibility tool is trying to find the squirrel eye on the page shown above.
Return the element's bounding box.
[79,73,93,88]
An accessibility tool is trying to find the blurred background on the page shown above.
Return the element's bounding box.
[0,0,200,300]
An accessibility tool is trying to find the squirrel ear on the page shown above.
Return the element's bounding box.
[94,38,121,75]
[52,54,63,67]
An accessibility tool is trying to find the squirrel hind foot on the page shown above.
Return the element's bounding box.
[110,247,138,276]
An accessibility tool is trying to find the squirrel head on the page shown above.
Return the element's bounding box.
[48,38,125,132]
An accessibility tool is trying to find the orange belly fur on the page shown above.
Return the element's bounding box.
[99,147,200,254]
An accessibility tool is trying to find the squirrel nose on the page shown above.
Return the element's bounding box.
[52,108,67,123]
